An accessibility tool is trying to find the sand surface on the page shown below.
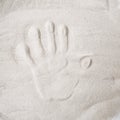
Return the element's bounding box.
[0,0,120,120]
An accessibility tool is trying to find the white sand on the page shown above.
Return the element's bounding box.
[0,0,120,120]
